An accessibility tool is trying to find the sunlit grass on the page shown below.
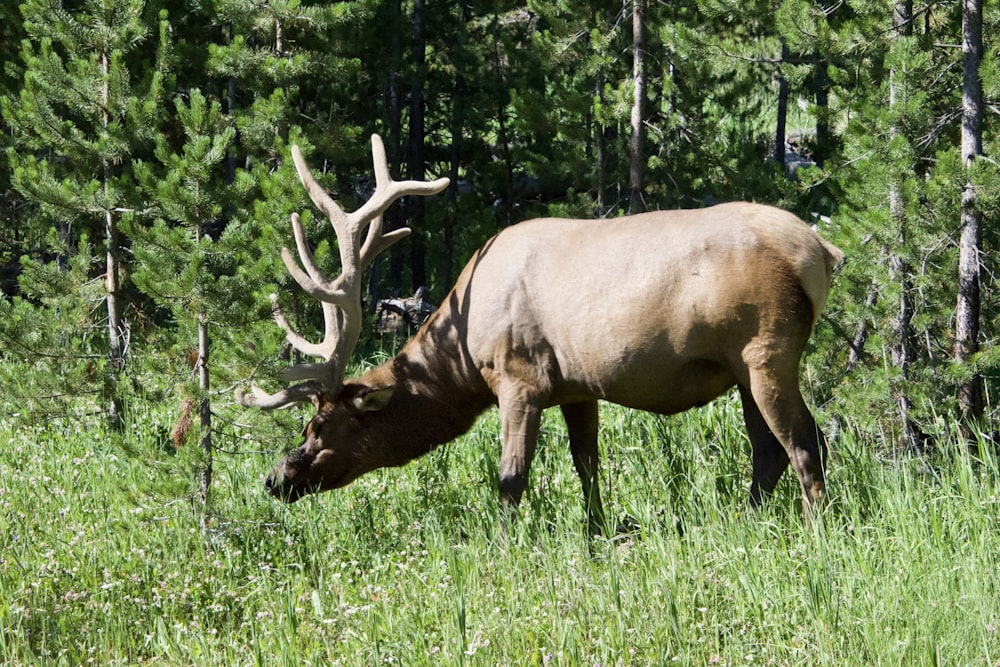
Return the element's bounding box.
[2,396,999,665]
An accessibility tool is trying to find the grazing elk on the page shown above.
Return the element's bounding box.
[238,134,843,535]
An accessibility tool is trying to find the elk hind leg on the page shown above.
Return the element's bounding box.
[738,385,791,506]
[560,400,607,536]
[744,366,827,512]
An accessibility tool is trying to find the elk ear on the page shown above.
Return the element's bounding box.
[350,386,394,413]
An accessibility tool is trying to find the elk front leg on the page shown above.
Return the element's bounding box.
[560,400,607,536]
[497,386,543,514]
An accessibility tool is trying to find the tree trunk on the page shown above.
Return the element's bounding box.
[812,55,831,167]
[490,18,514,229]
[955,0,984,427]
[408,0,427,290]
[105,207,125,423]
[101,49,125,426]
[385,0,405,291]
[197,313,212,512]
[848,286,878,372]
[445,126,458,284]
[595,66,608,218]
[446,1,472,284]
[774,39,790,173]
[628,0,646,214]
[828,284,879,446]
[225,23,237,186]
[888,0,921,451]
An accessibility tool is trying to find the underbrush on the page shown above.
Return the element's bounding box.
[2,395,999,665]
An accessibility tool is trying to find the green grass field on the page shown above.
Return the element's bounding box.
[2,396,999,666]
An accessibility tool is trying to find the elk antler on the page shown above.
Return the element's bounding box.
[237,134,450,409]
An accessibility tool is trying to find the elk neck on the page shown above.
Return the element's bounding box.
[353,326,494,469]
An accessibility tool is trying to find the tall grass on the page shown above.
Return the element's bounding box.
[2,397,999,665]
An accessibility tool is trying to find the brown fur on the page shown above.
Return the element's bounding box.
[264,203,843,534]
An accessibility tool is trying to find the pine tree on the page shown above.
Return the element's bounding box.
[3,0,169,424]
[823,1,978,445]
[131,89,243,509]
[0,2,30,275]
[645,0,788,206]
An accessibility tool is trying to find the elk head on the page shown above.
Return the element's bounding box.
[237,134,448,501]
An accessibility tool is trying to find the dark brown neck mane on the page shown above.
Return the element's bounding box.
[352,319,494,470]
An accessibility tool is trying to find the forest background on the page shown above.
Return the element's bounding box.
[1,0,1000,476]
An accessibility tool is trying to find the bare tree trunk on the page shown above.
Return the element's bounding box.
[105,207,125,422]
[774,39,790,173]
[628,0,646,214]
[889,248,919,449]
[490,17,514,229]
[101,49,125,426]
[848,286,878,372]
[408,0,427,290]
[446,1,472,284]
[595,66,608,218]
[828,284,878,445]
[197,313,212,514]
[955,0,984,428]
[497,107,513,228]
[888,0,921,451]
[224,24,237,185]
[812,58,831,168]
[385,0,405,291]
[588,4,613,217]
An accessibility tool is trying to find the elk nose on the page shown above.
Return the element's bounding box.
[264,474,275,492]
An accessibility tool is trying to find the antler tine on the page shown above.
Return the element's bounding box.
[234,296,343,409]
[235,381,322,410]
[238,134,448,409]
[348,135,451,233]
[269,294,342,364]
[359,216,412,268]
[290,145,350,239]
[278,213,352,308]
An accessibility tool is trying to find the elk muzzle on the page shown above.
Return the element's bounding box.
[263,450,315,502]
[264,442,359,502]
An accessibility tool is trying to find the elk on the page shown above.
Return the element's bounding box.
[238,134,844,535]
